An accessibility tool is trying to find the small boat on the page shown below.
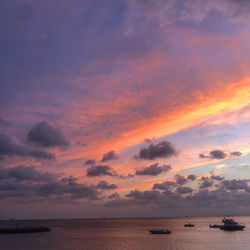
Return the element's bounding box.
[220,218,245,231]
[0,227,51,234]
[209,224,222,228]
[184,223,194,227]
[149,229,171,234]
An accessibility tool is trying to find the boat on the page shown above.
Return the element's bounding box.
[149,229,171,234]
[184,223,194,227]
[209,224,222,228]
[220,218,245,231]
[0,227,51,234]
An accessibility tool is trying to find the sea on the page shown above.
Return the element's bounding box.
[0,216,249,250]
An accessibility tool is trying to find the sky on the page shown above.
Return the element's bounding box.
[0,0,250,219]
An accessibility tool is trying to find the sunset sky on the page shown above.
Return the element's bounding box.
[1,0,250,219]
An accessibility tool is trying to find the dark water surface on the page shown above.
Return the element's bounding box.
[0,216,249,250]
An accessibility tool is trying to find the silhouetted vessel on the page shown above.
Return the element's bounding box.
[0,227,51,234]
[209,218,244,231]
[209,224,222,228]
[184,223,194,227]
[149,229,171,234]
[220,218,245,231]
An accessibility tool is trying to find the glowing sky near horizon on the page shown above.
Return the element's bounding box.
[0,0,250,219]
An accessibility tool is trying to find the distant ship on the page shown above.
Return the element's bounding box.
[220,218,245,231]
[184,223,194,227]
[0,226,51,234]
[210,218,245,231]
[149,229,171,234]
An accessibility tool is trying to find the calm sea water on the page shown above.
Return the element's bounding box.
[0,216,249,250]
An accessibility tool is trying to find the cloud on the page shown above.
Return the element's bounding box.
[61,176,78,185]
[86,165,115,177]
[96,181,117,190]
[4,165,56,182]
[174,174,187,185]
[199,150,242,160]
[135,141,177,160]
[0,165,100,201]
[153,181,177,190]
[126,189,161,201]
[34,181,99,200]
[118,173,135,179]
[229,151,242,157]
[101,150,118,162]
[0,134,55,160]
[209,150,227,159]
[27,122,69,149]
[187,174,196,181]
[104,177,250,216]
[108,192,120,199]
[176,186,193,194]
[221,179,250,191]
[135,163,171,176]
[210,175,224,181]
[200,177,213,189]
[84,159,96,165]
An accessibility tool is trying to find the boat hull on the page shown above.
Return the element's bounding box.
[0,227,51,234]
[220,226,245,231]
[149,230,171,234]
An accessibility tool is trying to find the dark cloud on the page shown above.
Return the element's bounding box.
[211,175,224,181]
[105,176,250,217]
[86,165,115,177]
[101,150,117,162]
[153,181,177,191]
[28,149,55,160]
[174,174,187,185]
[0,134,55,160]
[127,190,161,201]
[229,151,242,157]
[118,173,135,179]
[84,159,96,165]
[108,192,119,199]
[221,179,250,191]
[0,165,100,201]
[136,163,171,176]
[60,176,78,185]
[27,122,69,149]
[176,186,193,194]
[96,181,117,190]
[187,174,196,181]
[199,150,242,160]
[199,153,207,159]
[135,141,177,160]
[209,150,227,159]
[0,165,56,183]
[35,181,99,200]
[200,177,213,189]
[228,0,250,15]
[7,166,56,182]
